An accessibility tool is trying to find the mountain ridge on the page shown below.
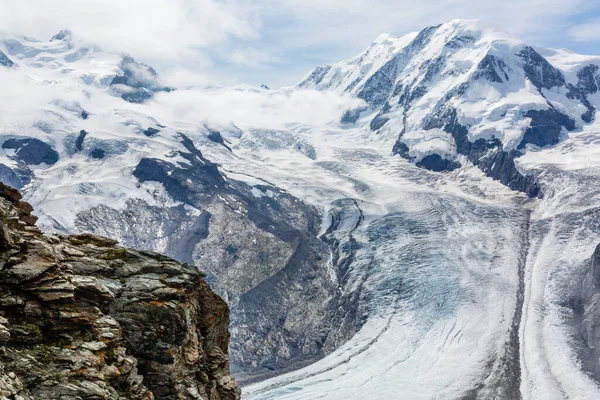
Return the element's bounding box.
[300,19,600,197]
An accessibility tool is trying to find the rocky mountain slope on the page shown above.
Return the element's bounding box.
[0,182,240,399]
[0,30,343,380]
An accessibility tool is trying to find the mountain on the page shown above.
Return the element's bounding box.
[2,20,600,399]
[300,19,600,197]
[0,29,343,381]
[0,182,241,399]
[0,50,13,67]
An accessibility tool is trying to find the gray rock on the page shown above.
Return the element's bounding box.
[2,138,59,166]
[110,56,173,103]
[0,51,14,68]
[75,130,88,152]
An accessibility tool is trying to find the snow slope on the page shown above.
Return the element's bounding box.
[236,130,531,399]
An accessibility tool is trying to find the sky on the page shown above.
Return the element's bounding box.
[1,0,600,88]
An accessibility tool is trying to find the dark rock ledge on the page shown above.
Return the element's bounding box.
[581,243,600,381]
[0,182,241,400]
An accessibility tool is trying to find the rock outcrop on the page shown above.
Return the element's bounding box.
[582,243,600,379]
[0,182,240,400]
[575,240,600,383]
[110,56,172,104]
[0,51,14,68]
[1,138,59,166]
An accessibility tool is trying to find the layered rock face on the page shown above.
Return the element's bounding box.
[0,183,240,400]
[582,244,600,379]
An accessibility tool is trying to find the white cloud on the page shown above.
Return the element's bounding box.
[230,48,281,68]
[568,17,600,42]
[150,87,365,129]
[160,68,212,88]
[0,0,258,59]
[0,0,598,87]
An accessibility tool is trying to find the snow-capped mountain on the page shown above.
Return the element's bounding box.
[0,29,341,380]
[301,19,600,197]
[2,19,600,400]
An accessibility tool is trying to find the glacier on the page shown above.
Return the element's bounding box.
[1,19,600,399]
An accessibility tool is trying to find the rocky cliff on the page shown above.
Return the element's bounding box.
[582,243,600,380]
[0,182,241,400]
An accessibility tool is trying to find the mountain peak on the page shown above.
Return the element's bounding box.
[373,33,393,43]
[299,18,600,197]
[443,18,503,31]
[50,29,73,42]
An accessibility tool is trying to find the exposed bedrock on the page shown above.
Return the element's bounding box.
[0,182,241,400]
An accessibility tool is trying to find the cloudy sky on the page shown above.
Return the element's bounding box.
[1,0,600,87]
